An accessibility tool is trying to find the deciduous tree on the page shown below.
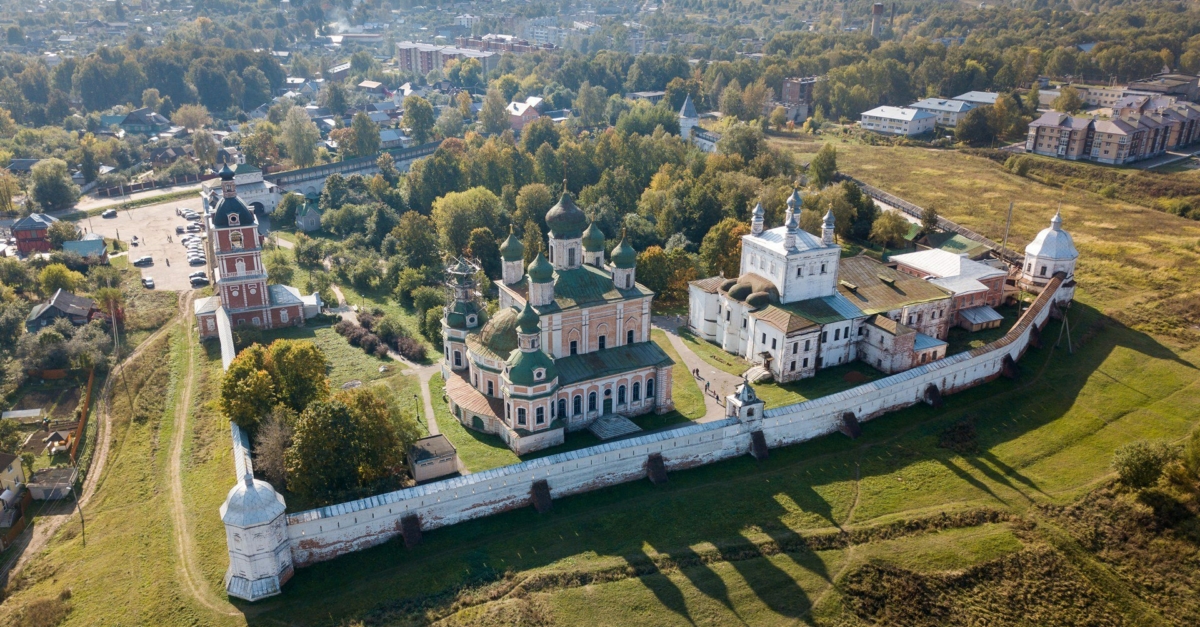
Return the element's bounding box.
[809,143,837,187]
[401,95,435,144]
[699,218,749,278]
[282,106,320,167]
[30,159,79,211]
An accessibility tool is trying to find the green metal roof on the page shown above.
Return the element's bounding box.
[554,342,673,386]
[582,223,605,252]
[543,264,652,313]
[516,300,540,333]
[610,235,636,268]
[476,307,519,358]
[527,252,554,283]
[506,348,558,386]
[777,293,864,325]
[500,227,524,261]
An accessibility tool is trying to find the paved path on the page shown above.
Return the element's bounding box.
[652,316,745,422]
[328,284,441,434]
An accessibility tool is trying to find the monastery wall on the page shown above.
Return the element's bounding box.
[273,275,1067,569]
[220,267,1065,590]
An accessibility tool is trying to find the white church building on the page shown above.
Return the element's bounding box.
[688,191,1079,383]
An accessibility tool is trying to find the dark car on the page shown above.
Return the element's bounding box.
[132,256,153,266]
[190,276,210,287]
[175,226,185,234]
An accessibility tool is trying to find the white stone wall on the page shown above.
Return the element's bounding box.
[275,276,1066,570]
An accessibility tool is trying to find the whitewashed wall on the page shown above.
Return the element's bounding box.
[275,276,1066,568]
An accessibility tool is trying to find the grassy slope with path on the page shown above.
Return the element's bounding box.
[4,144,1200,625]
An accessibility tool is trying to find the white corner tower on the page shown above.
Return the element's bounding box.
[499,226,525,285]
[1020,210,1079,298]
[221,435,291,602]
[679,94,699,141]
[750,201,765,236]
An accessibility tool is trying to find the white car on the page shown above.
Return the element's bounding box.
[141,277,155,288]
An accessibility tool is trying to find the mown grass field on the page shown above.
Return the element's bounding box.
[4,143,1200,626]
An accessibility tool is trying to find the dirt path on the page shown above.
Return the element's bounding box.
[166,310,241,616]
[0,292,190,585]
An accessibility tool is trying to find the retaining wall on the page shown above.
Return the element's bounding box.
[274,275,1066,567]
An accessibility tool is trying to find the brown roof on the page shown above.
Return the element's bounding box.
[444,371,502,419]
[409,435,456,462]
[752,305,818,334]
[865,314,914,336]
[690,276,726,294]
[836,256,950,315]
[0,453,16,471]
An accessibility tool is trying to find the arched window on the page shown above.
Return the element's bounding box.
[235,258,246,275]
[632,381,640,401]
[454,351,462,367]
[627,329,634,344]
[535,407,545,424]
[557,399,566,420]
[618,385,626,404]
[646,378,655,401]
[517,408,526,425]
[598,336,606,350]
[487,380,494,396]
[568,247,575,266]
[625,275,631,289]
[230,231,244,250]
[588,392,597,412]
[573,395,582,415]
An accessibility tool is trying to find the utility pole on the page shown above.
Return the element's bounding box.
[1000,201,1014,260]
[69,485,85,545]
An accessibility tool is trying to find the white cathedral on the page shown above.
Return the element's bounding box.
[687,191,1078,383]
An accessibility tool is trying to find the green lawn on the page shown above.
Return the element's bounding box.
[678,327,753,376]
[257,324,399,389]
[945,302,1022,355]
[651,329,708,422]
[755,361,887,409]
[429,374,520,472]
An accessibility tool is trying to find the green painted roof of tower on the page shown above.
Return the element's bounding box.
[610,230,637,268]
[516,300,540,333]
[500,226,524,261]
[506,347,558,387]
[582,222,605,252]
[545,183,587,239]
[478,307,519,357]
[527,252,554,283]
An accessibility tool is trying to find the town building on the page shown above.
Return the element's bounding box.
[294,193,322,232]
[26,289,100,332]
[201,164,281,215]
[395,41,497,75]
[679,95,718,152]
[11,213,57,255]
[909,98,975,127]
[120,107,171,135]
[0,453,26,493]
[442,189,675,454]
[859,106,936,136]
[688,191,958,382]
[62,233,109,263]
[194,166,307,338]
[1025,100,1200,164]
[506,98,541,131]
[952,91,1000,106]
[781,76,821,107]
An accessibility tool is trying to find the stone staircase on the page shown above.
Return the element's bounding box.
[744,365,773,384]
[588,414,643,440]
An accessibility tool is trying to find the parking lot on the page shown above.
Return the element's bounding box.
[82,195,208,291]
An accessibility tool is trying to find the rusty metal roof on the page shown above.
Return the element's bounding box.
[836,256,950,315]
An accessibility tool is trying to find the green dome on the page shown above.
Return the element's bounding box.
[445,299,483,329]
[582,223,605,252]
[527,252,554,283]
[500,226,524,262]
[479,307,519,357]
[610,231,637,269]
[506,348,558,387]
[516,300,540,334]
[545,188,587,239]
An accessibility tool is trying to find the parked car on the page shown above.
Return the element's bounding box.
[175,226,185,234]
[102,209,117,218]
[141,277,155,289]
[189,271,208,280]
[132,256,153,266]
[190,276,210,287]
[188,257,207,266]
[186,224,202,233]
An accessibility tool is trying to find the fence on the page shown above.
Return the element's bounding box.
[840,175,1024,266]
[69,368,95,462]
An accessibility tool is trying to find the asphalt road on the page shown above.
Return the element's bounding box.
[81,195,207,291]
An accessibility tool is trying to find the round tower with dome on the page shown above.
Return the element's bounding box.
[442,188,675,454]
[1019,210,1078,301]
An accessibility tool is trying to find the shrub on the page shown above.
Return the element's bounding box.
[373,343,391,358]
[360,332,380,354]
[345,326,367,347]
[1099,184,1118,199]
[358,311,376,331]
[334,319,355,336]
[1113,440,1179,489]
[394,335,426,362]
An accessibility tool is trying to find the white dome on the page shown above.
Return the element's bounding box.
[221,474,286,527]
[1025,211,1078,261]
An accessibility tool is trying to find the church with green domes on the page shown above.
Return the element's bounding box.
[441,186,676,454]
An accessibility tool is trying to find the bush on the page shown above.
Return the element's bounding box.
[334,319,355,336]
[345,326,367,347]
[358,311,376,331]
[1113,440,1179,489]
[394,335,426,362]
[373,343,391,358]
[360,332,380,354]
[1099,184,1118,199]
